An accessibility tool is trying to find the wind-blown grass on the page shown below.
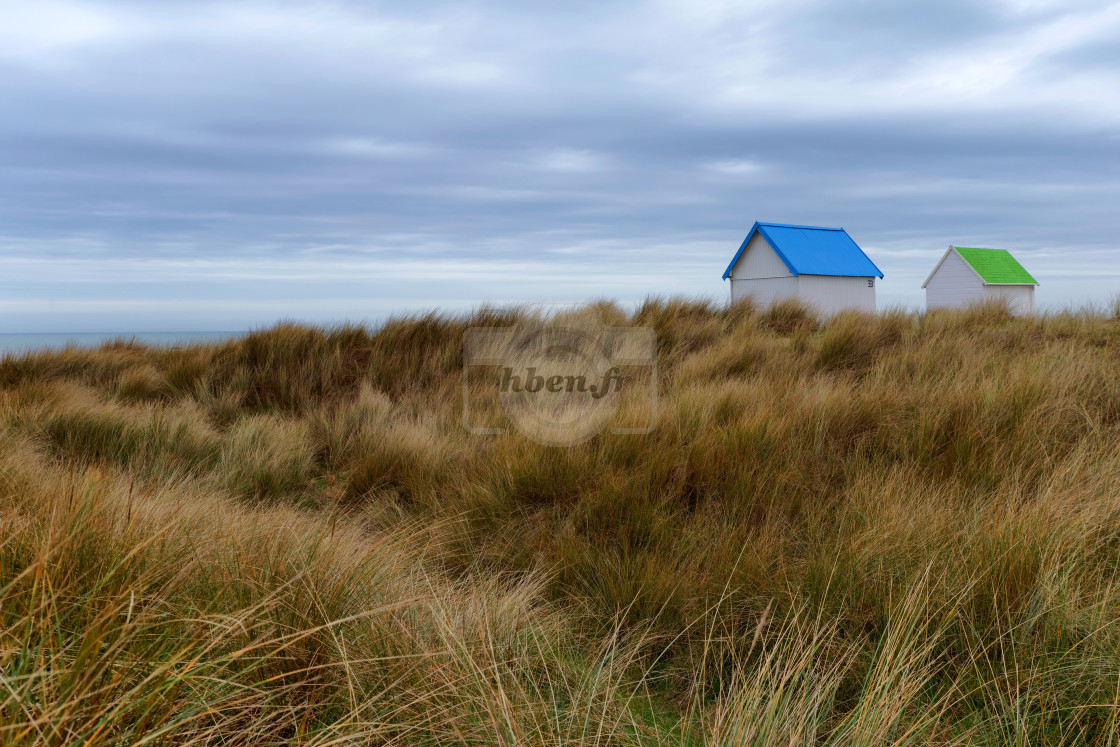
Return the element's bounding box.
[1,298,1119,744]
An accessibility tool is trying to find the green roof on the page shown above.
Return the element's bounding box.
[954,247,1038,285]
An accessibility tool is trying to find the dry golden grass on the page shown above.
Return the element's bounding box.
[1,297,1119,744]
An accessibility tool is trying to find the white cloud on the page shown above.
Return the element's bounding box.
[0,1,516,89]
[319,137,433,159]
[603,0,1120,124]
[0,0,128,60]
[183,4,516,88]
[531,149,609,173]
[704,159,765,175]
[882,1,1120,107]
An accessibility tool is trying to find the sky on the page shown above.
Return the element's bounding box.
[1,0,1118,332]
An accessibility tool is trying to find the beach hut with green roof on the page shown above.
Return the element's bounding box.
[922,246,1038,314]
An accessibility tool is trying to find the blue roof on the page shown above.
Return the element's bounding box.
[721,222,884,279]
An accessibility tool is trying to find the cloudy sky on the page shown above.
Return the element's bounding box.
[1,0,1118,331]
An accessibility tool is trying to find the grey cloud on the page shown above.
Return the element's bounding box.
[0,0,1118,330]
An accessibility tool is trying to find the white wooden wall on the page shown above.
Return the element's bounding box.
[797,275,876,315]
[730,275,875,314]
[925,250,987,309]
[728,233,793,279]
[730,276,800,307]
[985,284,1034,314]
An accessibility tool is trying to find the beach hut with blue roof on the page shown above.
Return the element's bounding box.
[722,222,884,315]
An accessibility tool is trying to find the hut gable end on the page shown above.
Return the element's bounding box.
[727,232,793,280]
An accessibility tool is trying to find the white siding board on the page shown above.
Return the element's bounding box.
[986,284,1034,315]
[796,275,876,315]
[728,234,793,280]
[730,276,799,307]
[731,275,875,315]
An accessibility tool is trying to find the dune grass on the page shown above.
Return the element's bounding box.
[1,298,1119,744]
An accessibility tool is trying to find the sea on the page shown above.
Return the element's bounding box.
[0,332,243,355]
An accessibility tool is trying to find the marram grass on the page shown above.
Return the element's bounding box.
[1,298,1119,744]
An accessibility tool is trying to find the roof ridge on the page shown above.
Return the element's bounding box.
[757,222,843,231]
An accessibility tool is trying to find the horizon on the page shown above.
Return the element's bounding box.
[5,291,1120,339]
